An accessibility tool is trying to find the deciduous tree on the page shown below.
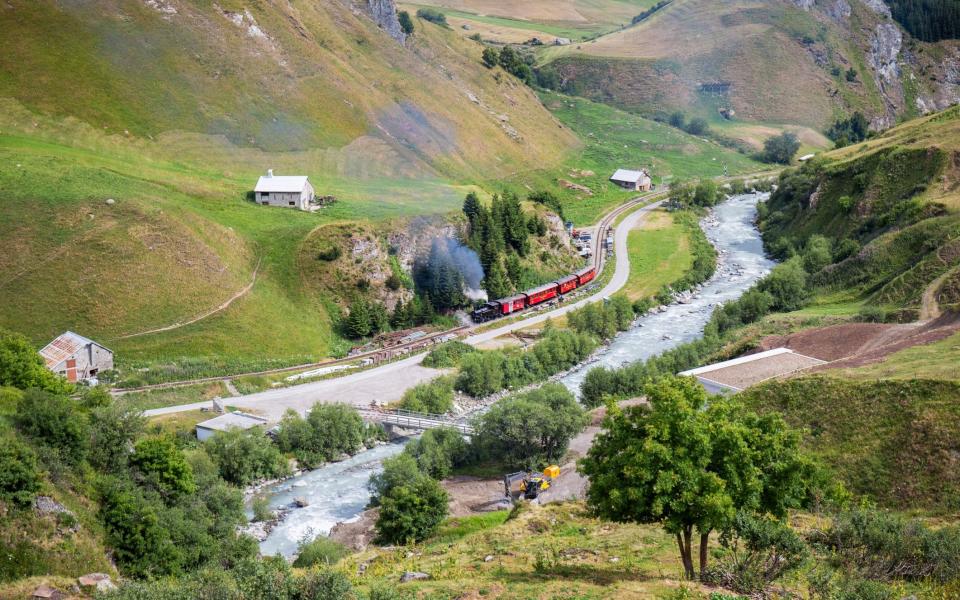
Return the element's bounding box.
[579,377,812,579]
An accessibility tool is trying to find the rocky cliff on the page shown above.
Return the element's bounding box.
[366,0,406,44]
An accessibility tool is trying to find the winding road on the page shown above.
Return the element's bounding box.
[143,196,664,420]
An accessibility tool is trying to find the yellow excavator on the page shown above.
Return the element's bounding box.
[503,465,560,500]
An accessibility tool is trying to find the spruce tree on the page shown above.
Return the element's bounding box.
[346,300,372,338]
[483,259,513,300]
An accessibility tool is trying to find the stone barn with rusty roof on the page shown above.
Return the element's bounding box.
[39,331,113,383]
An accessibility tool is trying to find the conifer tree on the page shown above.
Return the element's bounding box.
[483,258,513,300]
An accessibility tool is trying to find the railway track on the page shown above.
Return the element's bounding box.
[113,190,666,395]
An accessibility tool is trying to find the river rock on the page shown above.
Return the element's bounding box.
[400,571,431,583]
[294,497,309,508]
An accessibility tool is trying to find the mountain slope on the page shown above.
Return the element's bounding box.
[0,0,577,180]
[536,0,960,144]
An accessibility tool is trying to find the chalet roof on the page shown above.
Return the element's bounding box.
[610,169,649,183]
[39,331,109,369]
[196,412,269,434]
[254,174,310,193]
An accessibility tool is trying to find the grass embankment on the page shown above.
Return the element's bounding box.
[529,92,761,224]
[739,376,960,514]
[622,210,693,301]
[342,502,697,599]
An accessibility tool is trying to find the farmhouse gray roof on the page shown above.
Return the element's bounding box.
[196,412,269,433]
[254,174,310,193]
[39,331,110,369]
[610,169,649,183]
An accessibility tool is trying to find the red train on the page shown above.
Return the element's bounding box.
[470,266,597,323]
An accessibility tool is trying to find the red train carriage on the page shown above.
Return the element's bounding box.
[555,274,578,294]
[525,282,560,306]
[575,266,596,287]
[499,295,527,315]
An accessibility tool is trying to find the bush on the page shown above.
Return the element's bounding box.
[403,426,468,479]
[758,257,809,311]
[130,436,196,500]
[98,477,176,578]
[375,475,448,544]
[812,508,960,583]
[369,453,421,504]
[274,403,367,468]
[857,305,888,323]
[760,132,801,164]
[416,7,447,24]
[252,496,272,522]
[317,245,342,261]
[293,536,349,568]
[704,512,808,594]
[204,428,289,486]
[802,234,833,274]
[0,435,41,507]
[399,376,455,414]
[397,10,414,35]
[15,389,89,465]
[472,383,587,469]
[422,341,476,368]
[88,405,145,473]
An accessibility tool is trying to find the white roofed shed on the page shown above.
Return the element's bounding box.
[254,170,314,210]
[196,411,269,441]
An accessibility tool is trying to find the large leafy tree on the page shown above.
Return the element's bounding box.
[375,474,448,544]
[578,377,812,579]
[474,383,588,469]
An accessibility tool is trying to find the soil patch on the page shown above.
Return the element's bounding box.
[755,314,960,369]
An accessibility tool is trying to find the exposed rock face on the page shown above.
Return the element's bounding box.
[825,0,852,22]
[867,22,904,128]
[790,0,816,9]
[860,0,892,18]
[915,48,960,113]
[367,0,406,44]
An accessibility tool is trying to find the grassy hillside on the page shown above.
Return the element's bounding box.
[759,104,960,320]
[739,376,960,514]
[0,0,576,179]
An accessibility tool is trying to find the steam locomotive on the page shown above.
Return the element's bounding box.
[470,265,597,323]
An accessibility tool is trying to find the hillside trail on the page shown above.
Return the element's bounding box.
[114,256,261,340]
[919,265,956,321]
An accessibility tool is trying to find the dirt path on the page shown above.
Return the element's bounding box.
[115,257,261,340]
[919,266,955,321]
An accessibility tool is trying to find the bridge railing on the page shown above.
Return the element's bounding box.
[363,408,474,434]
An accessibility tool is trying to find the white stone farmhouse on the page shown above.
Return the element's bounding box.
[39,331,113,383]
[610,168,652,191]
[254,170,314,210]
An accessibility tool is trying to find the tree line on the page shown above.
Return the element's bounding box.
[887,0,960,42]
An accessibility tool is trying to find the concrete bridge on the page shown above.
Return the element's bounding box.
[359,408,474,435]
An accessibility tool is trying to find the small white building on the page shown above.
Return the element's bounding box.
[254,170,314,210]
[679,347,825,395]
[196,411,269,442]
[39,331,113,383]
[610,168,652,191]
